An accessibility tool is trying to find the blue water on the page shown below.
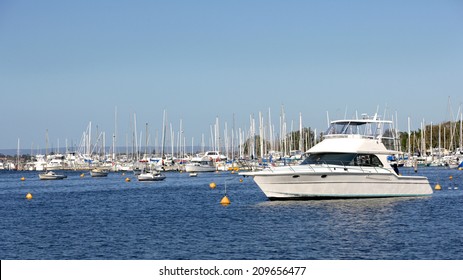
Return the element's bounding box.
[1,167,462,260]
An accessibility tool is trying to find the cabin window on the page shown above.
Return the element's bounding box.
[301,153,356,166]
[353,154,383,167]
[301,153,383,167]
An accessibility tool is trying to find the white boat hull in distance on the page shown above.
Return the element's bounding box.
[242,166,432,200]
[90,169,109,177]
[137,172,166,181]
[184,163,216,173]
[38,171,67,180]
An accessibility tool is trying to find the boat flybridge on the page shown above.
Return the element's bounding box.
[240,115,433,200]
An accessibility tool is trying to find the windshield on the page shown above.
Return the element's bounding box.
[325,121,380,138]
[301,153,383,167]
[324,120,398,150]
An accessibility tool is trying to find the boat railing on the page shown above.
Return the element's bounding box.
[313,161,396,175]
[264,161,395,175]
[266,160,395,175]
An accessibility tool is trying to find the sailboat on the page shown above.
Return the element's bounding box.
[137,164,166,181]
[137,122,166,181]
[38,129,67,180]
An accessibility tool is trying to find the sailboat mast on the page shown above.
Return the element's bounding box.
[17,138,20,170]
[438,123,441,160]
[170,123,174,160]
[113,106,117,161]
[224,122,229,159]
[145,122,148,158]
[259,111,264,158]
[161,110,166,159]
[299,112,303,152]
[407,117,411,157]
[216,116,220,154]
[430,122,433,160]
[232,113,235,161]
[268,108,272,153]
[88,122,91,156]
[460,110,463,153]
[46,129,49,159]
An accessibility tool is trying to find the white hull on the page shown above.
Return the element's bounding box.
[90,169,109,177]
[185,164,216,173]
[242,114,434,200]
[245,166,432,200]
[39,172,67,180]
[35,164,45,171]
[45,165,63,171]
[137,172,166,181]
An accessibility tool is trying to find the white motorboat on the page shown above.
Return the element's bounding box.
[137,171,166,181]
[39,171,67,180]
[185,157,216,173]
[204,151,227,161]
[34,154,47,171]
[45,154,65,170]
[133,166,142,176]
[240,115,433,200]
[90,168,109,177]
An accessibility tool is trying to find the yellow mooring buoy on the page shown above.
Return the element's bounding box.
[220,195,231,206]
[80,173,85,177]
[449,176,453,180]
[25,193,33,200]
[20,177,25,181]
[435,184,442,190]
[239,178,243,183]
[209,182,217,189]
[125,177,131,182]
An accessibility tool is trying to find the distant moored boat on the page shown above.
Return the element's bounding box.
[39,171,67,180]
[90,168,109,177]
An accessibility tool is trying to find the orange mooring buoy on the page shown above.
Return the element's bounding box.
[220,195,230,206]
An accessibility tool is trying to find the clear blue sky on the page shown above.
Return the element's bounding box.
[1,0,462,151]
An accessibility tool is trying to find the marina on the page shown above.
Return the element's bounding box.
[1,1,462,274]
[0,167,462,260]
